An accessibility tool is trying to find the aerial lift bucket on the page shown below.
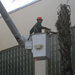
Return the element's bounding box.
[25,33,50,60]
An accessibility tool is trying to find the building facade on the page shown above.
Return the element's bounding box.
[0,0,75,75]
[47,26,75,75]
[0,26,75,75]
[0,45,35,75]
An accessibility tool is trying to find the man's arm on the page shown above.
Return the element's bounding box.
[38,23,49,29]
[30,26,34,34]
[41,25,48,29]
[28,27,34,40]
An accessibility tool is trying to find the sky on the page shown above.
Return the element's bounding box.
[1,0,35,12]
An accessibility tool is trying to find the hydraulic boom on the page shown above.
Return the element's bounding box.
[0,1,25,46]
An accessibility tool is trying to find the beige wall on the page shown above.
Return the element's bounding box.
[0,0,75,75]
[0,0,75,50]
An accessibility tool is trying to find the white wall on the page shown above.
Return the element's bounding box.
[0,0,75,75]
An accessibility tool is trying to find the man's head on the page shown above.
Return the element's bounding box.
[37,17,43,23]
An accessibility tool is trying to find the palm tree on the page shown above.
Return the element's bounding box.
[55,4,73,75]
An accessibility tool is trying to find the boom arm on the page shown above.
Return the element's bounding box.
[0,1,25,46]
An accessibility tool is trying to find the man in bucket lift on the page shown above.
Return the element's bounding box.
[28,17,50,40]
[29,17,49,34]
[28,17,56,40]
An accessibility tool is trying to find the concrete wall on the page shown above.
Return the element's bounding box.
[0,0,75,75]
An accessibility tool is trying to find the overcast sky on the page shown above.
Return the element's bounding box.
[1,0,35,12]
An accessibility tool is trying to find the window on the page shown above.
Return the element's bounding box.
[1,0,39,13]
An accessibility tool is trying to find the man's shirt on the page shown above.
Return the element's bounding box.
[30,22,47,34]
